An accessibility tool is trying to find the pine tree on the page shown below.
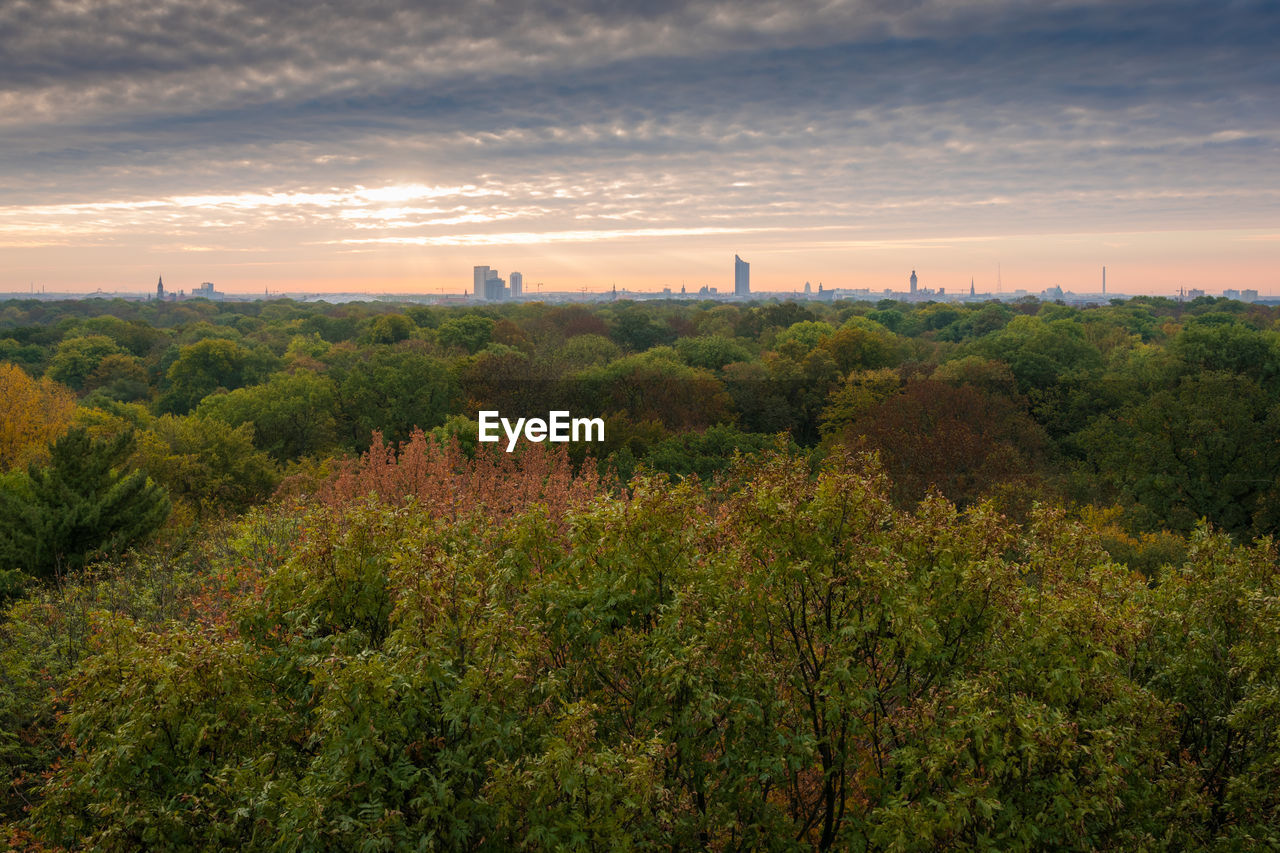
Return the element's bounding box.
[0,428,170,578]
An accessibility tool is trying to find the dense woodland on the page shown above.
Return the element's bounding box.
[2,294,1279,849]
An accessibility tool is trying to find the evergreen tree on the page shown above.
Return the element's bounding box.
[0,428,169,578]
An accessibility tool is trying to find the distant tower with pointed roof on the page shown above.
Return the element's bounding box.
[909,270,918,295]
[156,276,165,300]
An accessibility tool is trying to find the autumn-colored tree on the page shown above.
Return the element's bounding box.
[840,379,1049,508]
[540,304,610,339]
[0,362,76,471]
[318,428,605,525]
[23,452,1194,849]
[819,367,902,436]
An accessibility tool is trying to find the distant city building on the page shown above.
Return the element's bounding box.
[970,278,975,296]
[156,276,165,300]
[474,265,511,300]
[909,270,918,294]
[193,281,221,300]
[484,270,507,301]
[734,254,750,296]
[1224,288,1241,300]
[509,271,523,298]
[804,281,812,295]
[1242,289,1259,301]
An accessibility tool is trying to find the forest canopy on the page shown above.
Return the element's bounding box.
[2,293,1279,849]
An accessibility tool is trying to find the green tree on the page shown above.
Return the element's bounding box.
[366,313,415,344]
[159,338,276,414]
[330,347,458,448]
[821,319,902,372]
[437,315,495,354]
[610,306,676,352]
[1170,318,1280,390]
[1077,371,1279,537]
[1141,528,1280,844]
[674,335,752,370]
[46,335,124,392]
[555,333,620,370]
[0,428,169,578]
[774,319,835,355]
[576,349,731,431]
[198,371,338,462]
[640,424,781,479]
[973,315,1105,438]
[134,414,279,517]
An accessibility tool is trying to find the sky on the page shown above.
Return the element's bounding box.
[1,0,1277,297]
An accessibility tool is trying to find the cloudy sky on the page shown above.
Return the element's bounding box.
[1,0,1276,296]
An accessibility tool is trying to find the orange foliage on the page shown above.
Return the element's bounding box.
[314,428,608,523]
[0,362,76,470]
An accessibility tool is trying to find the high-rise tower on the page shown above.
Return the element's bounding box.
[734,255,750,296]
[909,270,918,294]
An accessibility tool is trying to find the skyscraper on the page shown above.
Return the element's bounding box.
[473,265,490,298]
[910,270,918,294]
[484,269,506,301]
[509,271,523,298]
[734,254,750,296]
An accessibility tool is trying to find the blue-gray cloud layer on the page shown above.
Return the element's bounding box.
[1,0,1277,248]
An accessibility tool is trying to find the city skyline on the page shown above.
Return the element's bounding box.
[1,1,1276,295]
